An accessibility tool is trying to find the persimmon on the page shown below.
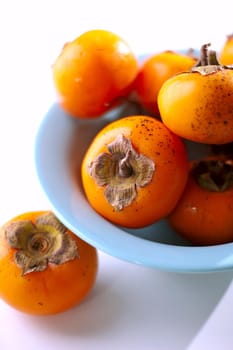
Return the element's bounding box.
[158,43,233,144]
[168,157,233,245]
[0,211,98,315]
[219,34,233,65]
[52,29,138,118]
[133,50,196,116]
[81,115,189,228]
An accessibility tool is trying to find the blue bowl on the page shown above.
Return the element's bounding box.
[34,101,233,273]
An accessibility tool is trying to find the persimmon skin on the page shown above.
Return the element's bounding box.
[52,29,138,118]
[168,162,233,246]
[219,34,233,65]
[158,69,233,144]
[0,211,98,315]
[134,51,196,116]
[81,115,189,228]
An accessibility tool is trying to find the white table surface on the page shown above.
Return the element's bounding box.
[1,1,233,349]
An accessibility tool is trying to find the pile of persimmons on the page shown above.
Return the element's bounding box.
[0,29,233,318]
[52,29,233,247]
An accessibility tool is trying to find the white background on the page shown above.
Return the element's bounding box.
[1,1,233,349]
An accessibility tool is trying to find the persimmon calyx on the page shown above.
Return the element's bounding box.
[192,43,233,75]
[192,159,233,192]
[5,212,79,275]
[226,33,233,40]
[88,134,155,211]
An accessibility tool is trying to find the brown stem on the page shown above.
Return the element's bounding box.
[28,234,50,254]
[194,43,211,67]
[194,43,222,67]
[191,43,227,75]
[118,151,133,178]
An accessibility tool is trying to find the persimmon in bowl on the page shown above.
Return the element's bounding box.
[34,101,233,273]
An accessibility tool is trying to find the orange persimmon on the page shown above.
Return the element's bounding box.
[158,43,233,144]
[219,33,233,65]
[168,157,233,245]
[81,115,189,228]
[134,50,196,116]
[52,29,138,118]
[0,211,98,315]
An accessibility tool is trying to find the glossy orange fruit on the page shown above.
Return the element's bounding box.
[81,115,189,228]
[219,34,233,65]
[52,29,138,118]
[168,157,233,245]
[158,44,233,144]
[0,211,98,315]
[134,50,196,116]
